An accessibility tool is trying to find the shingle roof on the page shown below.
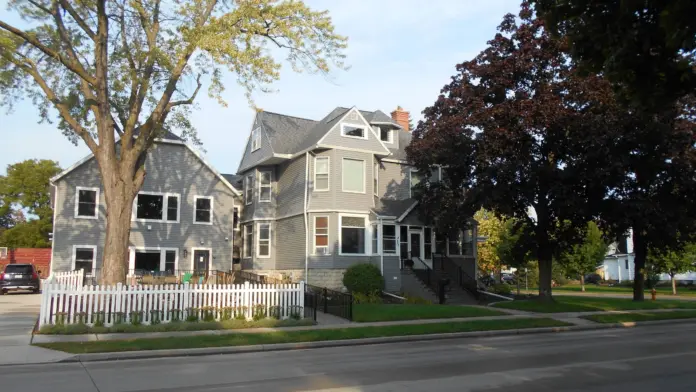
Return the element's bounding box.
[372,198,418,217]
[221,173,244,188]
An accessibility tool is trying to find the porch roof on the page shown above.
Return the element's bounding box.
[372,198,418,219]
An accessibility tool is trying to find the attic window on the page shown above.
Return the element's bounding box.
[341,123,366,139]
[251,128,261,152]
[379,127,392,143]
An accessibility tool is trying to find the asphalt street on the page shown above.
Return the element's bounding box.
[1,323,695,391]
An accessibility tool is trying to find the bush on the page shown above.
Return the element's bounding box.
[353,292,382,304]
[343,263,384,295]
[268,306,282,320]
[288,305,303,320]
[252,304,267,321]
[491,283,512,295]
[404,295,432,305]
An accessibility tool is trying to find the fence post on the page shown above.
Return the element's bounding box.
[182,282,190,319]
[244,281,251,319]
[79,268,85,287]
[299,281,305,310]
[323,287,328,313]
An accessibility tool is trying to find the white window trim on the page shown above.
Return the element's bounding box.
[190,247,212,270]
[251,127,261,152]
[258,171,272,202]
[256,222,271,258]
[243,223,253,258]
[71,245,97,273]
[127,247,179,273]
[342,158,366,194]
[377,126,393,143]
[314,156,330,192]
[409,169,420,199]
[340,122,368,140]
[338,213,369,256]
[313,215,330,255]
[0,247,7,259]
[245,175,253,205]
[132,191,180,223]
[193,196,214,225]
[373,162,379,196]
[74,186,100,219]
[233,207,240,231]
[382,224,398,255]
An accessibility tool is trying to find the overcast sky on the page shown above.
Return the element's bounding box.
[0,0,521,175]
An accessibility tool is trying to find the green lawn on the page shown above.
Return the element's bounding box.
[584,310,696,323]
[553,285,696,297]
[35,318,569,354]
[352,304,504,322]
[492,296,696,313]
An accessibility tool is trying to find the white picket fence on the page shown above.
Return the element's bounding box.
[42,269,84,290]
[39,281,305,327]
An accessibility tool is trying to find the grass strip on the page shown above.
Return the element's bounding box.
[38,318,314,335]
[493,296,696,313]
[552,285,696,297]
[35,318,569,354]
[583,310,696,324]
[352,304,504,322]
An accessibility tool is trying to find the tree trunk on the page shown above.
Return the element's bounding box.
[632,230,647,301]
[672,275,677,295]
[538,256,553,301]
[580,275,585,292]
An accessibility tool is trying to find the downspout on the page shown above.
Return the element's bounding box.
[379,217,384,275]
[49,183,58,278]
[304,152,310,283]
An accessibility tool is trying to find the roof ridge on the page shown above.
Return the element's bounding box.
[261,110,318,123]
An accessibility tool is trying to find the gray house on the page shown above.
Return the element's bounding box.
[50,133,242,279]
[236,106,477,291]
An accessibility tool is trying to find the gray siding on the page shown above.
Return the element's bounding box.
[253,165,276,219]
[368,255,401,292]
[275,215,306,269]
[308,149,376,211]
[239,220,276,270]
[307,212,376,269]
[237,114,275,172]
[319,109,390,154]
[379,161,411,200]
[276,155,306,218]
[52,142,239,273]
[239,168,255,222]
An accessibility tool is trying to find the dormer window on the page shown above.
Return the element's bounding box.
[379,127,392,143]
[341,123,366,139]
[251,127,261,152]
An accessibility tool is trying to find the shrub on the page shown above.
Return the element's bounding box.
[201,307,217,322]
[221,307,234,321]
[185,308,199,322]
[252,304,267,321]
[149,310,162,325]
[93,311,106,327]
[234,306,248,320]
[404,295,432,305]
[129,311,144,326]
[289,305,303,320]
[353,292,382,304]
[112,312,125,325]
[343,263,384,295]
[491,283,512,295]
[169,309,182,322]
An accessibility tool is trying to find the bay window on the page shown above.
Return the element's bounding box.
[315,157,329,191]
[244,224,253,257]
[314,216,329,255]
[257,223,271,258]
[340,215,366,255]
[259,171,272,202]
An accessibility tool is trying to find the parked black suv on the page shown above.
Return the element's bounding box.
[0,264,41,294]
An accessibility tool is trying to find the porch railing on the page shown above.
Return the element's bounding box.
[433,253,481,300]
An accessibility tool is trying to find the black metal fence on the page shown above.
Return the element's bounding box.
[305,284,353,321]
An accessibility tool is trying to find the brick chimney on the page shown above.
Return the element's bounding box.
[391,106,410,132]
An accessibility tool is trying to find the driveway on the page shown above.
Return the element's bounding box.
[0,292,72,365]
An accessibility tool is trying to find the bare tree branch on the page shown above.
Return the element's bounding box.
[167,74,202,108]
[59,0,96,40]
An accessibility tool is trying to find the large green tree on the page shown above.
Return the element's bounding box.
[648,243,696,295]
[533,0,696,110]
[0,159,61,248]
[495,219,533,295]
[407,3,620,300]
[0,0,347,283]
[558,221,608,292]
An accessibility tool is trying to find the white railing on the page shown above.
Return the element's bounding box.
[43,269,84,290]
[39,281,305,328]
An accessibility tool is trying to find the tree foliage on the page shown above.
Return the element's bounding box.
[474,209,507,276]
[0,159,61,248]
[533,0,696,110]
[407,3,620,299]
[558,221,608,291]
[648,242,696,295]
[0,0,347,283]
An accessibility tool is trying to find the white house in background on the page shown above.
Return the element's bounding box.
[599,229,696,282]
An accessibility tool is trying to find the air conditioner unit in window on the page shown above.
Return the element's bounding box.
[0,247,7,259]
[316,247,329,256]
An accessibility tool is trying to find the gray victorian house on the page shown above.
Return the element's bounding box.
[50,106,478,299]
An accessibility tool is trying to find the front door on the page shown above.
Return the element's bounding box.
[409,231,422,260]
[193,250,210,272]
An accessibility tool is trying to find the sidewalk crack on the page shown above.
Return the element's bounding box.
[79,360,102,392]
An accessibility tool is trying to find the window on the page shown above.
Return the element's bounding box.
[165,250,177,273]
[245,175,253,205]
[314,157,329,191]
[135,192,179,222]
[382,225,397,254]
[424,227,433,259]
[251,127,261,152]
[314,216,329,255]
[75,187,99,218]
[372,224,378,254]
[244,224,253,257]
[258,171,272,202]
[448,229,462,256]
[340,215,366,255]
[341,123,366,139]
[194,196,213,224]
[233,207,239,230]
[400,226,408,258]
[342,158,365,193]
[625,260,629,269]
[379,127,392,143]
[0,247,7,259]
[257,223,271,258]
[373,163,379,196]
[410,169,423,198]
[73,246,96,274]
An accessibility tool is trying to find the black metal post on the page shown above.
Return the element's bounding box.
[323,288,328,313]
